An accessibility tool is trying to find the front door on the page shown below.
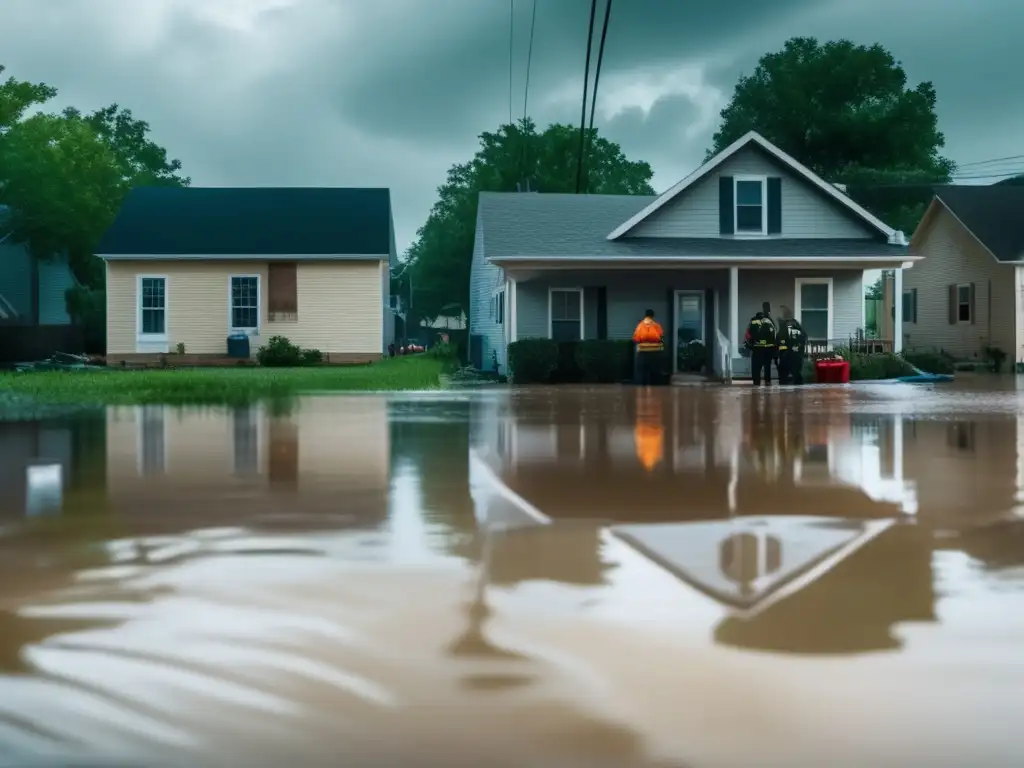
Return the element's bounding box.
[674,290,705,373]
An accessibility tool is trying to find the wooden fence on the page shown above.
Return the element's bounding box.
[0,324,85,364]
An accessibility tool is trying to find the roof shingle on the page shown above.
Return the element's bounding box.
[933,185,1024,262]
[96,187,393,257]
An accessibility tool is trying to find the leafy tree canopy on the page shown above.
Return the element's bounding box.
[708,37,955,234]
[0,65,189,288]
[402,119,654,324]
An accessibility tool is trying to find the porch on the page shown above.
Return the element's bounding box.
[496,265,903,380]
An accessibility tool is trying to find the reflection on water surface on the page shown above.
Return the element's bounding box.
[2,385,1024,766]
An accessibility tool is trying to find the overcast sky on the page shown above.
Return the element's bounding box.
[1,0,1021,254]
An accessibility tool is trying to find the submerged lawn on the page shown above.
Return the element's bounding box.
[0,355,448,408]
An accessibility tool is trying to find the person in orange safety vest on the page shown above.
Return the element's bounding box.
[632,309,664,386]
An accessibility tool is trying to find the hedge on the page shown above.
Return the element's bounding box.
[508,338,671,384]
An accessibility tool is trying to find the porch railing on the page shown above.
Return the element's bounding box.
[714,328,732,383]
[806,337,894,358]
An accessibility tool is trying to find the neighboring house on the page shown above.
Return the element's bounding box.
[468,131,914,378]
[902,185,1024,362]
[95,187,397,365]
[0,206,77,327]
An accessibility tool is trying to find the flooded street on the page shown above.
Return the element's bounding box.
[3,382,1024,767]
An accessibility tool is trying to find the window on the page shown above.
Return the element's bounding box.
[549,288,583,342]
[233,406,259,475]
[138,276,167,338]
[492,288,505,326]
[946,422,975,452]
[268,262,297,322]
[902,289,916,324]
[795,278,833,341]
[735,176,766,235]
[137,405,166,475]
[956,283,971,323]
[230,275,260,333]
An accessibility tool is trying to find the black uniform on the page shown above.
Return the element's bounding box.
[776,318,807,385]
[744,312,777,386]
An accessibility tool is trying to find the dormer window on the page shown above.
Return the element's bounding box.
[735,176,767,235]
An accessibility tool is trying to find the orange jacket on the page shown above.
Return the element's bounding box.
[632,318,664,347]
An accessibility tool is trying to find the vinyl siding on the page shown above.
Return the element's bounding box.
[106,259,383,355]
[902,206,1016,361]
[469,204,506,370]
[0,242,33,318]
[629,146,876,240]
[37,255,75,324]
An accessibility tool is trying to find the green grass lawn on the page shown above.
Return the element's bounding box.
[0,355,448,408]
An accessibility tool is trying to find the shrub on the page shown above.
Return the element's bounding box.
[847,352,916,380]
[425,340,459,372]
[256,336,323,367]
[574,339,633,383]
[65,285,106,354]
[507,339,558,383]
[902,349,955,375]
[679,340,708,373]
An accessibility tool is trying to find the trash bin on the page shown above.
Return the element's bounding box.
[814,360,850,384]
[227,333,250,359]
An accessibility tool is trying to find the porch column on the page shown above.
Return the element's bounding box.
[508,277,518,343]
[893,268,903,353]
[729,267,739,357]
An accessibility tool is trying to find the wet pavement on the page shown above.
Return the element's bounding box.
[3,381,1024,766]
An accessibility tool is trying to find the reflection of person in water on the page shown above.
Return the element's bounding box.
[633,388,664,472]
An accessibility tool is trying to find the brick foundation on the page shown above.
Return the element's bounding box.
[105,352,380,368]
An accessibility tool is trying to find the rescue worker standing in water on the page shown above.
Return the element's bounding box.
[632,309,664,386]
[744,302,777,386]
[775,306,807,385]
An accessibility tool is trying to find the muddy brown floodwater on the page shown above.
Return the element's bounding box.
[3,380,1024,767]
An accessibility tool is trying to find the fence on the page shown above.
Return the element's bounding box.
[0,324,85,364]
[805,337,894,359]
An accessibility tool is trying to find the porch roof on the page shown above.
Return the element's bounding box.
[479,192,911,265]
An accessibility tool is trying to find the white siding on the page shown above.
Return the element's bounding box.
[468,203,506,371]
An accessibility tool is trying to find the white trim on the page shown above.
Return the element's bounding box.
[136,274,169,351]
[673,290,706,373]
[232,403,267,476]
[733,175,768,237]
[509,278,518,343]
[955,282,972,324]
[794,277,834,342]
[606,130,896,240]
[135,405,168,476]
[491,284,506,328]
[489,255,917,266]
[547,286,584,341]
[729,267,739,357]
[99,252,389,261]
[894,269,905,353]
[228,274,261,335]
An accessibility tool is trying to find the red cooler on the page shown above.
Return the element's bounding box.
[814,360,850,384]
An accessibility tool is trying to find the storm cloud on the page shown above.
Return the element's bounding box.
[0,0,1020,252]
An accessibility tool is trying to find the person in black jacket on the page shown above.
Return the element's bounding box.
[775,306,807,385]
[744,302,777,386]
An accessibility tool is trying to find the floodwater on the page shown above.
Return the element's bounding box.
[3,380,1024,767]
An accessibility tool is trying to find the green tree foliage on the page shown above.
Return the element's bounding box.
[0,65,189,288]
[708,37,955,234]
[404,119,655,324]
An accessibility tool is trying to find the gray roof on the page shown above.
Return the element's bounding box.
[478,192,906,260]
[934,185,1024,262]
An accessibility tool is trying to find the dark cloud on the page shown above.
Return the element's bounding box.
[0,0,1020,253]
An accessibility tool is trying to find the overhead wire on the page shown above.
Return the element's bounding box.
[584,0,613,192]
[508,0,514,126]
[518,0,538,191]
[574,0,599,195]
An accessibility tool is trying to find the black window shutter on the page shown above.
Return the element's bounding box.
[596,287,608,340]
[766,177,782,234]
[911,288,918,323]
[719,177,734,235]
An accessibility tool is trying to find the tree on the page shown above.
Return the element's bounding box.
[407,119,654,324]
[707,37,955,234]
[0,66,189,287]
[865,274,883,299]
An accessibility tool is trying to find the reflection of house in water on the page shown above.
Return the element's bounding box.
[0,414,107,521]
[104,396,390,529]
[614,518,936,655]
[472,390,914,522]
[901,415,1021,528]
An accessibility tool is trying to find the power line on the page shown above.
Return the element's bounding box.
[584,0,613,192]
[508,0,514,126]
[956,153,1024,169]
[574,0,599,195]
[521,0,537,120]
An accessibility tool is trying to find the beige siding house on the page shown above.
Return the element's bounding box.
[903,185,1024,363]
[96,187,397,365]
[469,130,916,379]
